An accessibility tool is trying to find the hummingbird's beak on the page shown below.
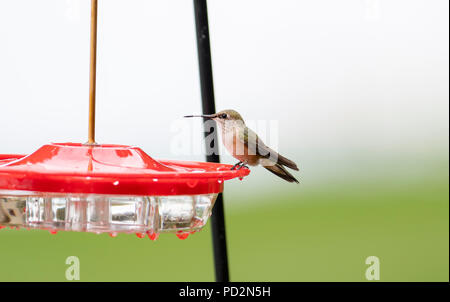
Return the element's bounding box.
[183,114,215,119]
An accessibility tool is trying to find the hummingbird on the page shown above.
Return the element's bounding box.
[184,109,299,183]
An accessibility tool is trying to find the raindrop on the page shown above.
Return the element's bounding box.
[187,179,198,188]
[176,231,189,240]
[147,232,159,241]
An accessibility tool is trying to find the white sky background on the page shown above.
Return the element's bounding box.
[0,0,448,192]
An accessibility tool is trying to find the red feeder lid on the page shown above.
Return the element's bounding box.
[0,143,249,196]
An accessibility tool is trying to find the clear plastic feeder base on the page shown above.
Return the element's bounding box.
[0,190,217,239]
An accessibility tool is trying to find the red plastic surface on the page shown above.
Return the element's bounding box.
[0,143,249,195]
[0,154,25,165]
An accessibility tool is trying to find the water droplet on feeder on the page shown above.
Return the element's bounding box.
[239,176,243,181]
[113,180,119,186]
[176,231,189,240]
[217,179,223,184]
[49,230,58,235]
[147,231,159,241]
[109,232,117,238]
[136,233,145,238]
[187,179,198,188]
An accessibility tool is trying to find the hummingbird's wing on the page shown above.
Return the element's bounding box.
[238,126,267,156]
[238,126,299,171]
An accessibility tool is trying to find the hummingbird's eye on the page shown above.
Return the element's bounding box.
[220,114,228,119]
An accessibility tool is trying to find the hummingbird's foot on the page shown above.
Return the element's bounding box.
[236,161,249,170]
[231,161,242,170]
[236,164,249,170]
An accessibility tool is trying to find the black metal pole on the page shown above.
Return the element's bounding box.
[193,0,230,282]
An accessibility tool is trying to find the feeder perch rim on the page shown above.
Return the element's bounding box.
[0,142,249,196]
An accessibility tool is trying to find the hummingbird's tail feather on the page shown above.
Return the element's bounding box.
[276,154,299,171]
[264,164,299,183]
